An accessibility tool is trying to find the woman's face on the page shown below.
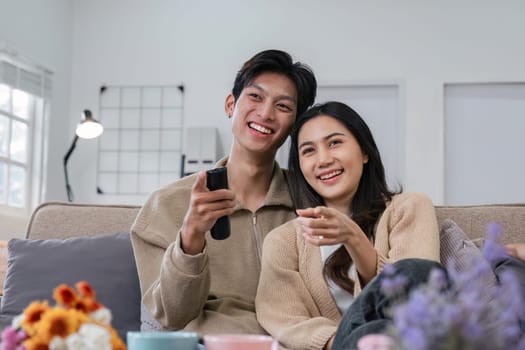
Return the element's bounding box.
[298,115,368,212]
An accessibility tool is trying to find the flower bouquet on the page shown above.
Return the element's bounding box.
[381,223,525,350]
[1,281,126,350]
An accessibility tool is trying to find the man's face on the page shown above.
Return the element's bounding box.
[226,72,298,157]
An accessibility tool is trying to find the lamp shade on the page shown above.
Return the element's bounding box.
[76,109,103,139]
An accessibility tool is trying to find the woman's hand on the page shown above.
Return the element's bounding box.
[180,171,236,255]
[296,206,364,246]
[296,206,377,284]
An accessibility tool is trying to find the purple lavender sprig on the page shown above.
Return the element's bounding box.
[380,264,409,299]
[482,222,509,265]
[382,222,525,350]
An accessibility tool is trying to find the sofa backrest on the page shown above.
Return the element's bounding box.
[25,202,141,240]
[25,201,525,245]
[435,203,525,245]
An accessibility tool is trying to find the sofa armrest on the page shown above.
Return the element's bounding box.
[0,240,7,296]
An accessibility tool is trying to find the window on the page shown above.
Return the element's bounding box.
[0,53,51,214]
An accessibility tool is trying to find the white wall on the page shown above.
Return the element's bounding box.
[3,0,525,210]
[0,0,73,237]
[445,83,525,205]
[67,0,525,205]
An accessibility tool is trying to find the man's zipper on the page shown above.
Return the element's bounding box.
[252,213,263,265]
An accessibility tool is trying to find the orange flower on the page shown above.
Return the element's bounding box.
[21,301,50,335]
[74,298,90,313]
[36,308,79,343]
[69,308,90,324]
[17,282,127,350]
[113,337,127,350]
[75,297,102,313]
[53,284,78,307]
[76,281,96,299]
[22,335,49,350]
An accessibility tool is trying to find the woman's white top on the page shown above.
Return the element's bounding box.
[320,243,356,314]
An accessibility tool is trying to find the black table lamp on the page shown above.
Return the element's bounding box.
[63,109,104,202]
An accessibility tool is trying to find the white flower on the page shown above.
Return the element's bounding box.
[65,333,88,350]
[60,324,112,350]
[11,314,24,329]
[49,336,68,350]
[77,323,111,350]
[89,308,112,325]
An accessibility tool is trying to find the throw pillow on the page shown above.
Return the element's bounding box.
[140,302,163,331]
[0,232,140,341]
[439,218,497,288]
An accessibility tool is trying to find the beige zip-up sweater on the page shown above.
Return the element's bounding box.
[131,159,296,335]
[256,192,440,350]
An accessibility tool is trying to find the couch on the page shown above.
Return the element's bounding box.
[0,201,524,335]
[0,202,142,339]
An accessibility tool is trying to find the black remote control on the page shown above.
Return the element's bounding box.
[206,167,231,240]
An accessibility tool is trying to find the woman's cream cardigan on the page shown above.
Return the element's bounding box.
[256,192,440,350]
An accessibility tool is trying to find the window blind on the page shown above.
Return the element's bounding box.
[0,54,52,99]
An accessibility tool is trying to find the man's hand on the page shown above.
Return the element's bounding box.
[180,171,236,255]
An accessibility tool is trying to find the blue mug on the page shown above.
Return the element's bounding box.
[127,331,199,350]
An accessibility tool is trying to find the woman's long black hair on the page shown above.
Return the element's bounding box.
[288,101,400,293]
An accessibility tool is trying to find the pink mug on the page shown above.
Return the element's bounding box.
[357,334,395,350]
[204,334,277,350]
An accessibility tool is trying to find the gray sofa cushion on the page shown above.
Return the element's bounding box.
[0,232,140,341]
[440,218,482,270]
[439,218,498,288]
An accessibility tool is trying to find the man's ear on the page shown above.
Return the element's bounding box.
[225,94,235,117]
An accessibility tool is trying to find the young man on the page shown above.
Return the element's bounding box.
[131,49,317,334]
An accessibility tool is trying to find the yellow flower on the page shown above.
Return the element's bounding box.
[35,307,79,343]
[20,301,50,336]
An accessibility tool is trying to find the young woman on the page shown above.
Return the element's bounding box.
[256,101,441,350]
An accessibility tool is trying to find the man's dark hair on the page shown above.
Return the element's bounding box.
[232,49,317,117]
